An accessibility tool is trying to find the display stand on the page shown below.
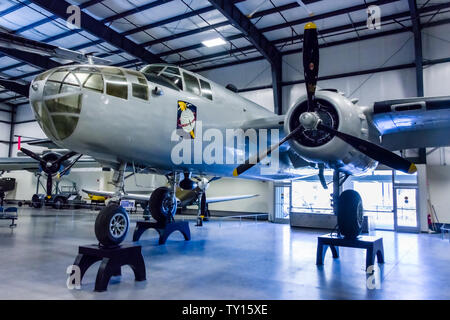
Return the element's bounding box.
[132,220,191,244]
[72,244,146,292]
[316,233,384,271]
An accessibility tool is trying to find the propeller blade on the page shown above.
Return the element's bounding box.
[58,154,83,178]
[316,123,417,174]
[303,22,319,111]
[233,125,304,177]
[56,151,78,165]
[46,174,53,197]
[200,193,207,217]
[20,147,44,163]
[208,176,221,183]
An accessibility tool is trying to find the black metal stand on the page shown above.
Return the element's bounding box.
[72,244,146,292]
[132,220,191,244]
[316,234,384,271]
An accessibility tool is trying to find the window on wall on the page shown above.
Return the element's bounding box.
[291,169,334,214]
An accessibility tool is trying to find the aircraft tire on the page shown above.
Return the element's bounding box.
[95,203,129,247]
[337,190,363,239]
[52,196,65,209]
[150,187,177,223]
[31,194,43,209]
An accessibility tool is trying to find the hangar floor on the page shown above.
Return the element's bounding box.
[0,208,449,300]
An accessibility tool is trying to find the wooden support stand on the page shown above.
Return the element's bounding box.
[316,234,385,271]
[132,220,191,245]
[72,244,146,292]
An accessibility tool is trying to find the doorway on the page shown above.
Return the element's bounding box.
[394,186,419,232]
[274,183,291,223]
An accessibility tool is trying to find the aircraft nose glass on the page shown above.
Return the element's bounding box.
[31,67,102,141]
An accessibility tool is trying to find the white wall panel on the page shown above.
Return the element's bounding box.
[424,61,450,97]
[282,32,415,83]
[239,88,274,112]
[422,23,450,61]
[198,59,272,89]
[426,165,450,224]
[282,68,417,113]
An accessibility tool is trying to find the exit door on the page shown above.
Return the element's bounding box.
[274,183,291,223]
[394,186,419,232]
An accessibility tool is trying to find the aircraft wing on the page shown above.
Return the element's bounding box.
[370,96,450,150]
[206,194,259,204]
[82,189,151,202]
[26,139,60,149]
[0,156,99,171]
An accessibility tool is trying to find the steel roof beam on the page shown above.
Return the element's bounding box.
[143,0,323,49]
[207,0,282,114]
[29,0,164,64]
[181,2,450,67]
[409,0,424,97]
[158,0,399,58]
[121,0,245,37]
[0,80,29,98]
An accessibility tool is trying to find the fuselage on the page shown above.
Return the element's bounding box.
[28,64,287,179]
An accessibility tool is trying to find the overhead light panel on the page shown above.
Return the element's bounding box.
[202,38,226,47]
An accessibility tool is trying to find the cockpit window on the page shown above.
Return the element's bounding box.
[102,67,128,100]
[71,67,104,93]
[141,65,164,75]
[200,79,213,100]
[83,73,104,93]
[142,70,183,91]
[126,70,149,101]
[164,67,180,75]
[41,68,83,140]
[183,72,200,96]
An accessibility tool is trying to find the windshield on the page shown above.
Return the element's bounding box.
[141,65,183,91]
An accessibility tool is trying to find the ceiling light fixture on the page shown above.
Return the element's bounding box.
[202,38,226,47]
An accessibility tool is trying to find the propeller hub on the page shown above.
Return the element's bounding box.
[299,112,321,130]
[198,178,209,191]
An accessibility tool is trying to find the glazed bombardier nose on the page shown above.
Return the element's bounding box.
[29,66,90,141]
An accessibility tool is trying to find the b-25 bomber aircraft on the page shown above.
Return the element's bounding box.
[23,22,450,247]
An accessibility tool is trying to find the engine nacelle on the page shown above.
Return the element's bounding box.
[284,90,377,175]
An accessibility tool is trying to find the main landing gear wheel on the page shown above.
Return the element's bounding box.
[95,203,129,247]
[150,187,177,223]
[31,194,43,209]
[52,196,65,209]
[337,190,364,239]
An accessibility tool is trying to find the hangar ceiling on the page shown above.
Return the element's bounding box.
[0,0,448,109]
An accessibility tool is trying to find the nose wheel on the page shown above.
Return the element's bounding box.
[95,203,130,247]
[337,190,364,238]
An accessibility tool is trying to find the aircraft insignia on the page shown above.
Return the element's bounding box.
[177,101,197,139]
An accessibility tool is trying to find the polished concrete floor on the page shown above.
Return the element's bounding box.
[0,207,449,300]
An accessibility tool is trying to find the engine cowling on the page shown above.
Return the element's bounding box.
[284,90,377,175]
